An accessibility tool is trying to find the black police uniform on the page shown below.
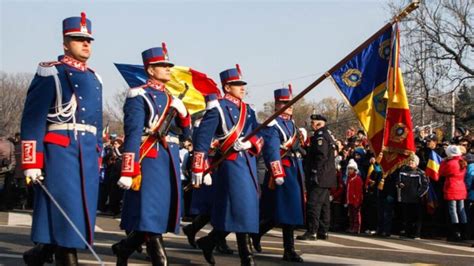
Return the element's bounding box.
[298,123,336,240]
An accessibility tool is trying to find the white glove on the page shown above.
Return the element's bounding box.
[171,97,188,117]
[233,137,252,151]
[192,172,212,187]
[275,177,284,186]
[329,195,334,202]
[24,169,43,184]
[117,176,133,190]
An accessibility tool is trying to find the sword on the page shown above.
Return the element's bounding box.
[27,177,104,266]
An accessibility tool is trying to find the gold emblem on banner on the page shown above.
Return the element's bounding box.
[342,69,362,87]
[379,39,391,60]
[390,123,408,143]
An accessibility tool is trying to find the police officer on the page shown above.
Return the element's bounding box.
[297,114,336,240]
[192,65,263,266]
[252,87,305,262]
[112,44,191,266]
[21,12,103,265]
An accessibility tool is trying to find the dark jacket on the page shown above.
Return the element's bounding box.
[305,126,336,188]
[396,165,429,203]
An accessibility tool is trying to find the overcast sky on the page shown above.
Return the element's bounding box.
[1,0,394,110]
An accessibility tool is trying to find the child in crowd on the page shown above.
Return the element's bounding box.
[346,159,363,234]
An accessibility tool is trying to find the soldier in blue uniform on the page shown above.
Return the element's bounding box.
[112,44,191,266]
[21,12,103,265]
[251,87,305,262]
[183,94,234,255]
[191,65,263,266]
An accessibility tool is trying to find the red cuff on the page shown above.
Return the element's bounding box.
[192,151,205,173]
[270,160,286,178]
[248,136,263,156]
[178,112,191,128]
[98,157,103,168]
[121,152,140,177]
[21,140,44,169]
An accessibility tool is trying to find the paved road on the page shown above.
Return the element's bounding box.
[1,210,473,265]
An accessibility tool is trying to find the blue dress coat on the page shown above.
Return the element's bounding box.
[260,116,305,225]
[192,94,261,233]
[20,56,103,249]
[120,81,190,234]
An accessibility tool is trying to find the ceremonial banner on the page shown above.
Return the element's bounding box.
[114,64,221,115]
[330,27,392,169]
[330,24,415,175]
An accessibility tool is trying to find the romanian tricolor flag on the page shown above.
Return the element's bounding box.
[425,150,442,181]
[382,24,416,174]
[114,64,221,115]
[330,23,415,175]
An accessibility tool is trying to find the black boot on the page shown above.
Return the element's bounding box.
[196,230,222,265]
[282,225,303,263]
[112,231,146,266]
[236,233,256,266]
[251,219,274,253]
[447,223,462,242]
[216,234,234,255]
[54,246,78,266]
[296,231,316,240]
[146,234,168,266]
[23,244,56,266]
[183,214,210,248]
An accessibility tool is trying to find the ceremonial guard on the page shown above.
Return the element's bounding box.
[252,87,305,262]
[183,94,234,255]
[192,65,263,265]
[112,44,191,266]
[297,114,337,240]
[21,12,103,265]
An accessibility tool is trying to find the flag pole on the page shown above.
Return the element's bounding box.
[201,0,420,177]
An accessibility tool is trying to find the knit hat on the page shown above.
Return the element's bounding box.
[408,154,420,166]
[347,159,358,170]
[445,145,462,158]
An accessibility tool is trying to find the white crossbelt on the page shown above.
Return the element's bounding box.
[48,123,97,135]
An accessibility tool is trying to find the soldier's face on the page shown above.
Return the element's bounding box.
[275,102,293,115]
[63,37,92,62]
[147,64,171,83]
[225,84,246,99]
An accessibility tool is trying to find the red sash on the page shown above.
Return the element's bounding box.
[218,102,247,154]
[139,92,172,161]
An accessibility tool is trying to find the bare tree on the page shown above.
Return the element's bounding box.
[0,72,32,135]
[389,0,473,124]
[103,87,127,135]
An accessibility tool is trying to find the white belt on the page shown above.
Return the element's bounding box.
[141,135,180,144]
[48,123,97,135]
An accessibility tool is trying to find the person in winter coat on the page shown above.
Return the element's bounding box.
[396,154,429,239]
[438,145,468,241]
[346,159,363,234]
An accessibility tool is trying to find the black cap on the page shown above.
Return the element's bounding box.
[310,114,327,122]
[426,134,437,142]
[457,127,466,135]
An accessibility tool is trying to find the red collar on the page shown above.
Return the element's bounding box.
[61,55,87,71]
[279,114,291,120]
[146,79,166,91]
[224,93,243,106]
